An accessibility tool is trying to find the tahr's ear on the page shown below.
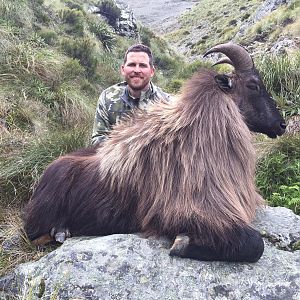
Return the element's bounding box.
[214,74,232,91]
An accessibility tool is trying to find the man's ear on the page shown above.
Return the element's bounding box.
[150,65,155,77]
[120,64,125,76]
[214,74,232,91]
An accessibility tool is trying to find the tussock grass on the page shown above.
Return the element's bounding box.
[0,126,91,207]
[0,0,33,29]
[256,52,300,117]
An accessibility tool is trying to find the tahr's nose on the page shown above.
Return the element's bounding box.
[280,122,287,130]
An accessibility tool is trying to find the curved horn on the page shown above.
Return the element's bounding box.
[203,42,254,72]
[212,58,234,67]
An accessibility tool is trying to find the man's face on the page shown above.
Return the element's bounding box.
[121,52,155,92]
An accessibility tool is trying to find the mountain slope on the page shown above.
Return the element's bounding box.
[162,0,300,59]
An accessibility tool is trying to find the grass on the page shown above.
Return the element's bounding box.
[256,135,300,214]
[248,0,300,43]
[0,126,91,207]
[255,52,300,117]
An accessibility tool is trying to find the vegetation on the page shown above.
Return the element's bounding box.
[255,52,300,117]
[256,135,300,214]
[98,0,121,27]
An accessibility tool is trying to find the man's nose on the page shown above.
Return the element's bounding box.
[133,65,141,72]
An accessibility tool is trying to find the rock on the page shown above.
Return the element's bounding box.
[270,38,299,54]
[1,206,299,299]
[87,1,138,38]
[286,115,300,134]
[253,206,300,250]
[115,1,138,38]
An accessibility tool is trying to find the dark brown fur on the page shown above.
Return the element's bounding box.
[24,69,264,247]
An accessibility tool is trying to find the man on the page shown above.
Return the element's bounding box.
[91,44,170,145]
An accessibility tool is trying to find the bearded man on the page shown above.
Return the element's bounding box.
[91,44,170,145]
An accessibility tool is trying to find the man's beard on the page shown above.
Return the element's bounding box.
[128,76,149,91]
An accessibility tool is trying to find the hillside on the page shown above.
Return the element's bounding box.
[163,0,300,59]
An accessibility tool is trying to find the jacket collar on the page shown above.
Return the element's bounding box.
[120,82,155,108]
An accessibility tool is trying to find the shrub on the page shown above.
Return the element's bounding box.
[268,184,300,214]
[88,18,116,51]
[256,135,300,214]
[155,54,178,75]
[177,60,211,80]
[61,37,98,76]
[37,28,58,45]
[59,8,85,35]
[61,58,85,80]
[65,0,83,11]
[139,26,155,47]
[98,0,121,27]
[166,79,184,93]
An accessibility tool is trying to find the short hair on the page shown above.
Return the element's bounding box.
[124,44,154,66]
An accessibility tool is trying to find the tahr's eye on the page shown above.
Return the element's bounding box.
[247,83,260,91]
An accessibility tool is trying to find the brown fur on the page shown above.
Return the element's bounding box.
[98,69,264,241]
[24,69,264,246]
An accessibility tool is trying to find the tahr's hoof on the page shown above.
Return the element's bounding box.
[169,235,190,257]
[50,228,71,243]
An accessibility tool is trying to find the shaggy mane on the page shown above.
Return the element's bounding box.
[94,69,264,243]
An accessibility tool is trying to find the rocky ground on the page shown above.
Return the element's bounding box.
[117,0,198,34]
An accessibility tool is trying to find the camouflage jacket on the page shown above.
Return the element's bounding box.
[91,82,170,144]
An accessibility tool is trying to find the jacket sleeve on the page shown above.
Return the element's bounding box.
[91,90,112,145]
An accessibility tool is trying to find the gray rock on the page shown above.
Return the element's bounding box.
[286,115,300,134]
[115,1,138,38]
[270,38,299,54]
[1,206,299,300]
[253,206,300,250]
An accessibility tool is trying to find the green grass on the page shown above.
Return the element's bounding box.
[255,52,300,117]
[0,126,91,207]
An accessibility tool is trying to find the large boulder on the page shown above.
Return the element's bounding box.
[1,206,299,299]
